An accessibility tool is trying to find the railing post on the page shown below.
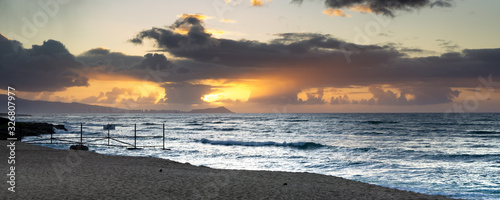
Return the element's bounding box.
[80,123,83,145]
[163,123,165,150]
[50,125,53,144]
[107,123,110,146]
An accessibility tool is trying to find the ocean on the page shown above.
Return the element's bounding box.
[18,113,500,199]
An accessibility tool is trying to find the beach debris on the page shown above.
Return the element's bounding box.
[70,144,89,151]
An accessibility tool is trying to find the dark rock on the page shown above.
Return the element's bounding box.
[1,118,70,140]
[0,117,10,124]
[70,145,89,150]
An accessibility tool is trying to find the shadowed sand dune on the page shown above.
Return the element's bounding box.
[0,141,454,199]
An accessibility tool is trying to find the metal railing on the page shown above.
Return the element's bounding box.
[23,123,170,150]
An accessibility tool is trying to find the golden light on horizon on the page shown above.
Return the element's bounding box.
[202,85,252,103]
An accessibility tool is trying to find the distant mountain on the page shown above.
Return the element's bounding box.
[188,106,234,113]
[0,94,234,114]
[0,94,128,113]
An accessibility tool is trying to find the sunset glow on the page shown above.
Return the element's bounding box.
[1,0,499,112]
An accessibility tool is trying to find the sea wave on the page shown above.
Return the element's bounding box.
[141,122,158,126]
[359,120,398,125]
[422,153,500,161]
[467,130,500,134]
[199,138,326,149]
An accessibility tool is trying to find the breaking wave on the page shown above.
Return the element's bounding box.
[199,138,326,149]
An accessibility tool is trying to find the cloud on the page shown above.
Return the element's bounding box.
[0,35,88,92]
[292,0,455,17]
[80,87,160,105]
[131,14,219,50]
[220,19,237,23]
[248,89,301,105]
[80,92,104,104]
[323,8,351,17]
[78,47,144,69]
[398,85,460,105]
[330,95,351,105]
[77,49,173,82]
[300,88,326,105]
[134,91,160,105]
[330,86,460,106]
[251,0,271,6]
[349,4,372,13]
[436,39,460,52]
[162,83,212,104]
[4,12,492,108]
[78,46,251,89]
[131,16,500,106]
[431,0,454,8]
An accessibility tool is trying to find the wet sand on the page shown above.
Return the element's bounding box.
[0,141,454,199]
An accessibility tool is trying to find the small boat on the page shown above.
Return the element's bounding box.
[103,124,116,130]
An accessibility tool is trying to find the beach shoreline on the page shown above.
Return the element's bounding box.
[1,140,454,199]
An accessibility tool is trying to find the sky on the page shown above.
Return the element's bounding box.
[1,0,500,113]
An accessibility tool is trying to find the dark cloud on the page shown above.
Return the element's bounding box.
[131,14,219,50]
[77,47,252,88]
[162,83,212,104]
[82,48,110,56]
[81,88,134,104]
[330,95,351,105]
[431,0,454,8]
[0,35,88,92]
[399,85,460,105]
[330,85,460,106]
[132,25,397,69]
[131,16,500,106]
[77,49,174,83]
[367,85,460,106]
[77,48,143,70]
[292,0,454,17]
[80,87,160,106]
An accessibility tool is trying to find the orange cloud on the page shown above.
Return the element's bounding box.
[350,4,372,13]
[323,8,351,17]
[220,18,237,23]
[177,13,213,20]
[206,28,227,35]
[251,0,271,6]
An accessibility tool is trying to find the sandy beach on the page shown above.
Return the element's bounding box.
[1,141,454,200]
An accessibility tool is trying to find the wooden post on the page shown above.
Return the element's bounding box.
[134,123,137,148]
